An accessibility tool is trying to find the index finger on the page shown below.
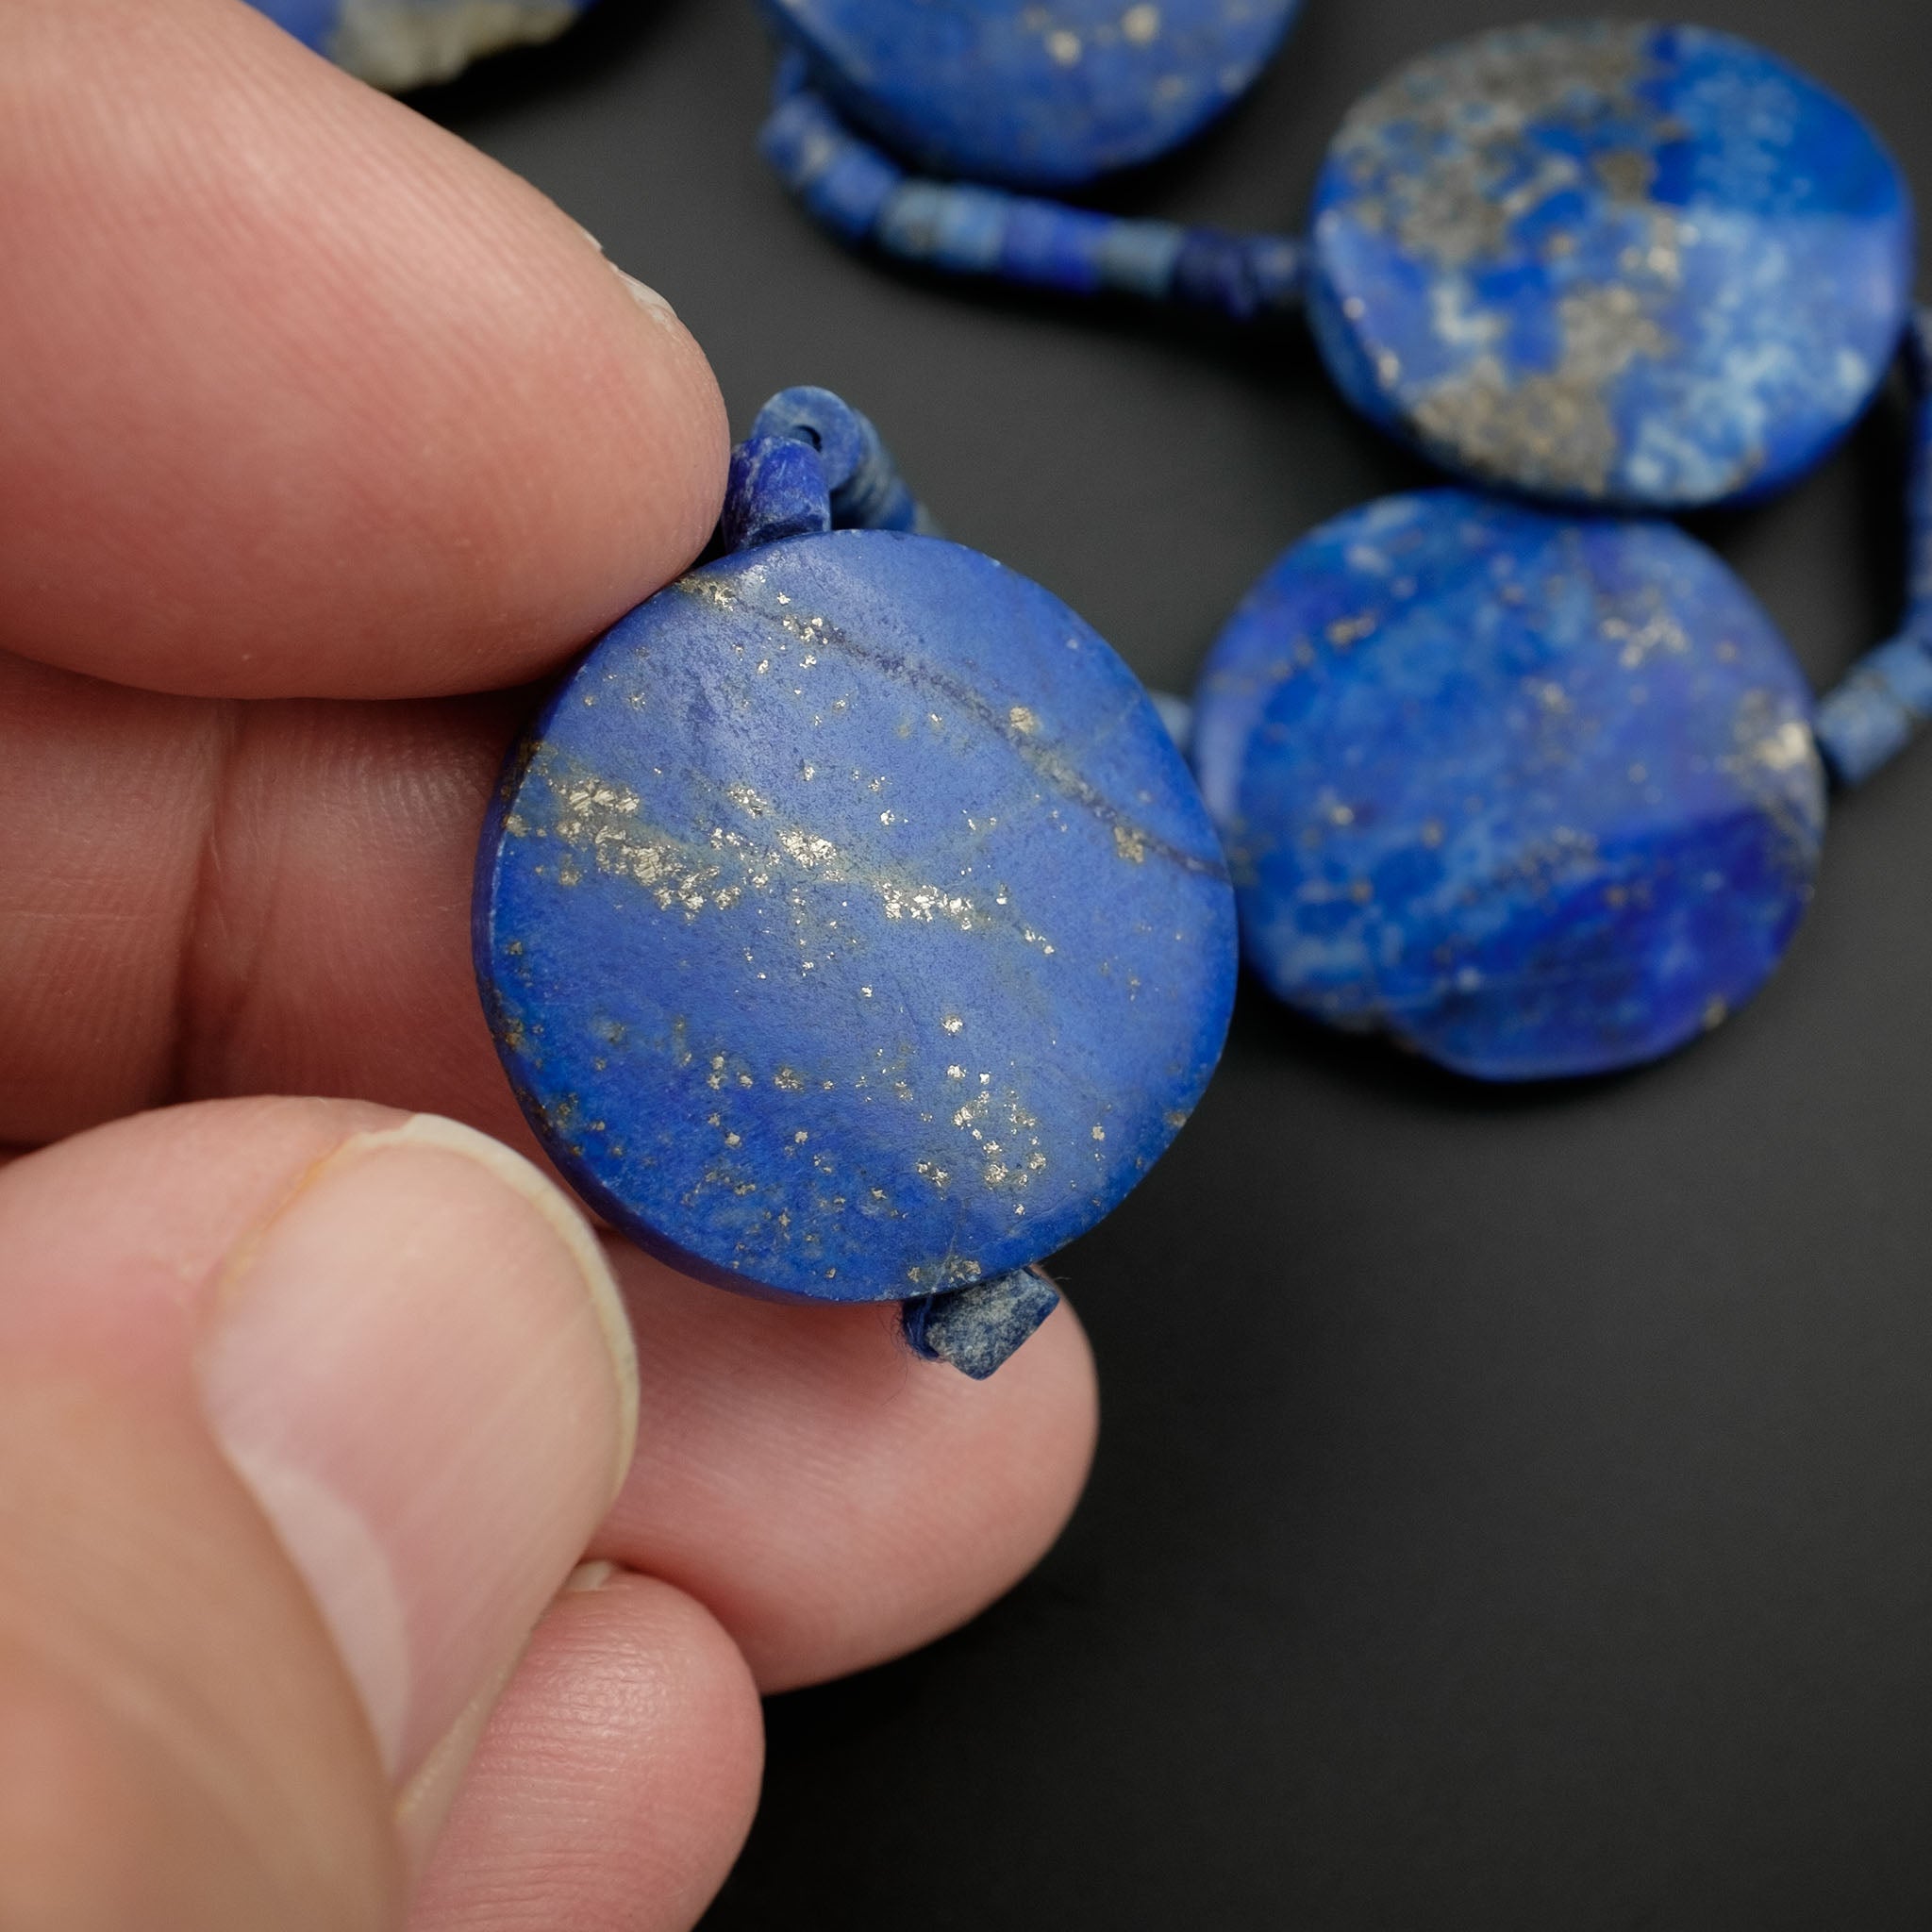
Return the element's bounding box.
[0,0,726,701]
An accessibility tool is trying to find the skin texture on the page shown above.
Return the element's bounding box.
[0,4,1100,1926]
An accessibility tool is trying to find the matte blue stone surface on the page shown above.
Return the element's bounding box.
[246,0,592,88]
[1191,491,1826,1079]
[476,530,1236,1301]
[1307,22,1912,508]
[763,0,1301,188]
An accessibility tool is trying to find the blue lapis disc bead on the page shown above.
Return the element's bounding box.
[244,0,594,88]
[1307,22,1913,509]
[1191,490,1826,1080]
[762,0,1302,189]
[475,524,1237,1303]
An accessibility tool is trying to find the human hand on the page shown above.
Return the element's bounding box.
[0,4,1099,1924]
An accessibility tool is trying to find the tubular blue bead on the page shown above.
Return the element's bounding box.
[1167,230,1263,323]
[1094,221,1189,302]
[876,180,1014,276]
[808,145,907,242]
[1243,235,1307,313]
[723,438,831,554]
[1812,310,1932,787]
[1814,635,1932,787]
[758,90,841,190]
[750,388,933,535]
[1169,230,1248,319]
[901,1268,1063,1379]
[760,91,905,242]
[750,387,872,488]
[998,200,1115,298]
[1900,314,1932,621]
[1172,229,1306,322]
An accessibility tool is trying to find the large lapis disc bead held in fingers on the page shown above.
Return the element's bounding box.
[1307,22,1913,508]
[475,393,1237,1365]
[1191,491,1825,1080]
[764,0,1302,188]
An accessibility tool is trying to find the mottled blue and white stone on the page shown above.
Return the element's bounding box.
[1191,491,1826,1079]
[763,0,1301,189]
[248,0,590,89]
[1307,22,1913,508]
[475,529,1236,1301]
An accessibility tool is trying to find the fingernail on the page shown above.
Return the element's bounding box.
[391,1557,626,1871]
[198,1115,639,1782]
[609,261,681,327]
[392,1643,524,1873]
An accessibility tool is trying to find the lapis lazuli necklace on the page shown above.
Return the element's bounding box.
[766,13,1913,515]
[768,11,1932,1079]
[475,388,1238,1373]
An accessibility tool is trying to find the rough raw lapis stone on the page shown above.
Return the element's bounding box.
[475,530,1236,1301]
[763,0,1302,189]
[1307,22,1913,508]
[246,0,591,89]
[1191,491,1826,1080]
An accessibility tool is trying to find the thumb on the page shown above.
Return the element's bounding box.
[0,1099,638,1929]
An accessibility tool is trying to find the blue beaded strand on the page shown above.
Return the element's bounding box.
[1814,312,1932,788]
[766,22,1913,517]
[762,77,1304,325]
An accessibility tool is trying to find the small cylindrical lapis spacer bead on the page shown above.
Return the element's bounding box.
[901,1267,1063,1380]
[723,436,832,554]
[761,85,1305,325]
[1814,310,1932,787]
[749,385,937,535]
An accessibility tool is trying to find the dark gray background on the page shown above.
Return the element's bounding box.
[425,5,1932,1924]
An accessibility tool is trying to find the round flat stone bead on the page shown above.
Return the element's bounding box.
[1307,22,1913,508]
[1191,491,1826,1080]
[476,529,1236,1301]
[764,0,1301,188]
